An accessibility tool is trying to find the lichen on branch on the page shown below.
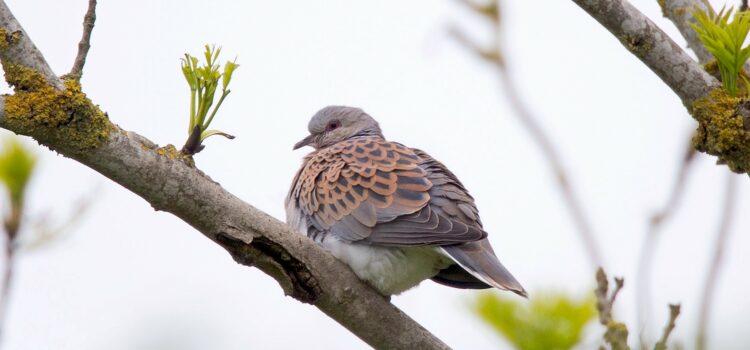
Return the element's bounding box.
[690,88,750,173]
[0,62,113,155]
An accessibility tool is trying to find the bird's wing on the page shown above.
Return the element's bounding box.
[411,148,527,297]
[288,136,486,245]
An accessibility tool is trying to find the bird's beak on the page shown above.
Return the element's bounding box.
[293,134,316,150]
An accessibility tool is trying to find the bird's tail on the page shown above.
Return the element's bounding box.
[441,239,527,298]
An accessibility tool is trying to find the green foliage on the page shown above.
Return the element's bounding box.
[180,45,239,145]
[0,137,37,206]
[692,7,750,96]
[475,291,596,350]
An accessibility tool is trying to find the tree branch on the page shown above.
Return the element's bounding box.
[636,134,696,344]
[571,0,718,106]
[68,0,97,80]
[654,304,681,350]
[451,0,605,268]
[696,173,737,350]
[0,3,449,349]
[0,2,62,90]
[660,0,750,72]
[595,268,629,350]
[572,0,750,176]
[659,0,714,64]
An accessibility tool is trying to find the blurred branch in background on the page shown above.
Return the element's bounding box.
[636,135,697,345]
[0,137,36,343]
[654,304,681,350]
[0,3,455,347]
[476,268,684,349]
[696,173,738,350]
[595,268,629,350]
[0,136,92,345]
[474,290,596,350]
[595,268,682,350]
[20,192,92,252]
[449,0,604,269]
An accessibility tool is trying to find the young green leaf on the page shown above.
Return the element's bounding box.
[0,138,37,206]
[692,7,750,96]
[474,291,596,350]
[180,45,239,155]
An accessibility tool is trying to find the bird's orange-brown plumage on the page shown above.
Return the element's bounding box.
[286,106,526,296]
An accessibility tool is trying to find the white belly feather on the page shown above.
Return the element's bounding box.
[321,236,454,295]
[286,198,454,295]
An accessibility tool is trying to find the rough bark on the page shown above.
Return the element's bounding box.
[572,0,718,105]
[572,0,750,175]
[0,2,449,349]
[659,0,714,64]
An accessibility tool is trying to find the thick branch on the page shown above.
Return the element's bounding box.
[0,2,62,90]
[0,3,448,349]
[571,0,750,175]
[660,0,750,73]
[660,0,714,64]
[571,0,718,106]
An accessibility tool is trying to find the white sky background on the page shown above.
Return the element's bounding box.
[1,0,749,349]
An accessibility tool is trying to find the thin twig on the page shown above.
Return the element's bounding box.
[696,173,738,350]
[450,0,604,268]
[0,203,20,345]
[0,237,12,345]
[0,4,453,347]
[654,304,681,350]
[595,268,630,350]
[69,0,97,79]
[636,135,697,345]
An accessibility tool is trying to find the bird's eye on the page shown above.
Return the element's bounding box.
[326,120,341,132]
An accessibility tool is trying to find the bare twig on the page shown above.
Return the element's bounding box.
[451,0,604,268]
[455,0,498,23]
[0,3,450,348]
[696,173,738,350]
[636,135,697,344]
[654,304,681,350]
[68,0,97,79]
[595,268,630,350]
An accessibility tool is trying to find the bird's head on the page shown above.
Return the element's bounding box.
[293,106,383,150]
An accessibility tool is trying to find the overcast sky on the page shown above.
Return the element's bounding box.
[1,0,749,349]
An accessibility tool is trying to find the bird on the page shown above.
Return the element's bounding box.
[286,106,526,297]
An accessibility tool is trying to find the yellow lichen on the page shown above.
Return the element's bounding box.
[657,0,667,17]
[690,88,750,173]
[2,64,113,155]
[156,144,195,166]
[672,6,687,18]
[0,28,20,51]
[620,34,652,58]
[703,60,720,80]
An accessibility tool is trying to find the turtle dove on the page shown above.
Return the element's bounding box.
[286,106,526,297]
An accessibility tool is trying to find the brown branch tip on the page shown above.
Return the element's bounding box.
[654,304,681,350]
[69,0,97,79]
[595,268,630,350]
